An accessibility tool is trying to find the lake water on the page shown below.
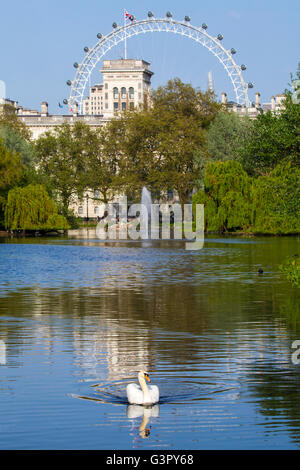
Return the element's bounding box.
[0,231,299,449]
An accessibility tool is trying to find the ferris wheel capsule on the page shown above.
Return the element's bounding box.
[84,47,89,53]
[217,34,223,40]
[97,33,102,39]
[112,22,118,28]
[202,23,208,30]
[230,48,236,54]
[184,16,191,22]
[66,80,72,86]
[147,11,154,18]
[166,11,172,18]
[73,62,79,68]
[63,99,68,105]
[241,64,247,71]
[248,82,254,89]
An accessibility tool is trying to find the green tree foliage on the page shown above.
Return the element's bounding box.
[0,125,35,167]
[35,122,96,217]
[109,109,164,201]
[5,184,69,231]
[150,78,221,206]
[85,122,123,204]
[0,104,31,141]
[242,94,300,175]
[111,78,221,205]
[193,160,252,233]
[204,111,254,162]
[0,139,24,227]
[252,163,300,234]
[280,255,300,288]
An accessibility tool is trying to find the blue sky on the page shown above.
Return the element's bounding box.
[0,0,299,113]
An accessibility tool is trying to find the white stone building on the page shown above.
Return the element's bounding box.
[221,91,286,118]
[82,59,153,118]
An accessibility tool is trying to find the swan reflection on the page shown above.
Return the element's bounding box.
[127,404,160,439]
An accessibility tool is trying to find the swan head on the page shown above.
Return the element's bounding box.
[138,370,150,382]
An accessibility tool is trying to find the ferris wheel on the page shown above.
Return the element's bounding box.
[65,12,253,114]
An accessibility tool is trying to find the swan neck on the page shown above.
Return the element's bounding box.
[138,375,149,395]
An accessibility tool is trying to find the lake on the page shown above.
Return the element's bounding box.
[0,231,299,449]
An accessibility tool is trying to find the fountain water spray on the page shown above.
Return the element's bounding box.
[140,187,152,239]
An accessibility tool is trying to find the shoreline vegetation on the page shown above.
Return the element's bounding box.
[0,68,299,238]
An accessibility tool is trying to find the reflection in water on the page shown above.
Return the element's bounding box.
[0,235,299,449]
[127,405,160,439]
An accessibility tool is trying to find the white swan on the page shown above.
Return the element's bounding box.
[126,371,159,405]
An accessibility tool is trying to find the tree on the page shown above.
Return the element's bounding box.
[110,109,163,201]
[0,139,24,227]
[0,125,35,167]
[252,163,300,234]
[0,104,31,141]
[242,94,300,175]
[85,121,124,204]
[113,78,221,206]
[5,184,69,232]
[150,78,221,206]
[203,111,254,162]
[35,122,96,218]
[193,160,252,233]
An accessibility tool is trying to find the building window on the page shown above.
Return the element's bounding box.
[167,189,174,200]
[138,83,141,89]
[94,190,100,199]
[129,102,134,110]
[78,206,83,215]
[122,102,126,111]
[113,87,118,99]
[105,103,108,109]
[94,206,99,215]
[114,102,119,111]
[121,87,126,99]
[105,92,108,100]
[129,87,134,99]
[138,92,142,100]
[105,83,108,89]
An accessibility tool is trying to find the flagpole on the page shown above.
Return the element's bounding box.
[124,8,127,59]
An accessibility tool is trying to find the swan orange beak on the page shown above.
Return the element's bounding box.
[145,374,150,382]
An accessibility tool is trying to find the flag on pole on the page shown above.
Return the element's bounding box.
[125,10,134,22]
[58,102,63,108]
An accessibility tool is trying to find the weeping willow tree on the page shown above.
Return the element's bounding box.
[0,139,24,228]
[193,160,252,233]
[5,184,69,232]
[252,163,300,234]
